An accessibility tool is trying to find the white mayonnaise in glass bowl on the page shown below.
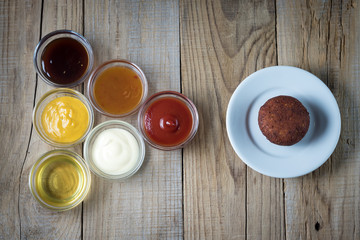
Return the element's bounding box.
[83,120,145,180]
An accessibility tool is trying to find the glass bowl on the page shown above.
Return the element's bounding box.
[34,29,94,88]
[83,120,145,180]
[137,91,199,151]
[32,88,94,147]
[29,150,91,211]
[87,59,148,117]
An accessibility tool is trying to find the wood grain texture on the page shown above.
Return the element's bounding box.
[277,0,360,239]
[0,0,41,238]
[0,0,359,239]
[18,0,84,239]
[83,0,182,239]
[180,0,284,239]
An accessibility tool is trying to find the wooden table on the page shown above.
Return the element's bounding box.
[1,0,359,239]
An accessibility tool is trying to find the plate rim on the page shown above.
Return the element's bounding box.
[226,65,341,178]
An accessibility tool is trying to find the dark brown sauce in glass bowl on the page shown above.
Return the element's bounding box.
[41,37,89,85]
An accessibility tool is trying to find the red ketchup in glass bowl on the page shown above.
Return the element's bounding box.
[138,91,199,150]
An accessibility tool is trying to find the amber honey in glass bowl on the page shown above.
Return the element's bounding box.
[87,60,148,117]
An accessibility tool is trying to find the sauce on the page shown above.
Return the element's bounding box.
[93,66,143,115]
[34,154,86,207]
[41,96,89,143]
[91,128,140,175]
[144,97,193,146]
[41,37,88,85]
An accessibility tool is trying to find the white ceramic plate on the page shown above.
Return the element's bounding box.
[226,66,341,178]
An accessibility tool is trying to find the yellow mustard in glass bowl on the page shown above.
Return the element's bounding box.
[33,88,94,147]
[41,96,89,143]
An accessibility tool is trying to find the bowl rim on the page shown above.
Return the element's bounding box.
[32,88,94,147]
[87,59,148,117]
[83,120,146,180]
[33,29,94,88]
[28,149,91,211]
[137,90,199,151]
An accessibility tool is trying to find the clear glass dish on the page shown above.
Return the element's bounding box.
[29,150,91,211]
[33,29,94,88]
[32,88,94,147]
[87,59,148,117]
[137,91,199,151]
[83,120,145,180]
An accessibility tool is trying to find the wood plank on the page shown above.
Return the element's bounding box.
[18,0,85,239]
[83,0,182,239]
[181,0,284,239]
[0,0,42,238]
[277,0,360,239]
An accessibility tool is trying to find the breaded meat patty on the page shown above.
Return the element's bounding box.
[258,95,310,146]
